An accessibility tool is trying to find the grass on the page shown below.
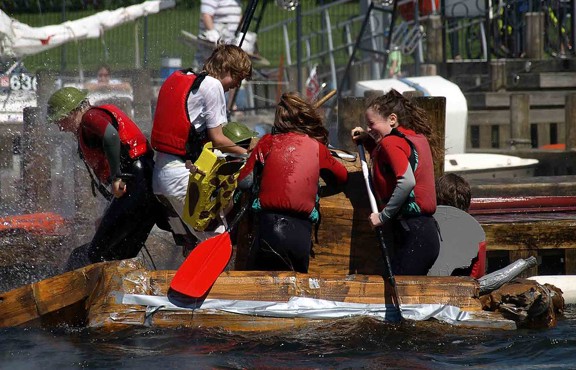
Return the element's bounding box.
[16,1,363,76]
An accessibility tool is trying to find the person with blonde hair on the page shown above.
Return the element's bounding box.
[351,89,442,275]
[237,92,348,273]
[151,44,252,244]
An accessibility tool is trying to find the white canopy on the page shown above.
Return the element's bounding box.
[0,1,175,58]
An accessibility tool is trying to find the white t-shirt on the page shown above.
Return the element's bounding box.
[199,0,242,39]
[188,75,228,134]
[153,74,227,207]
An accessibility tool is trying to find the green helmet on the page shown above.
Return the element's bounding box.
[223,122,258,143]
[47,87,88,123]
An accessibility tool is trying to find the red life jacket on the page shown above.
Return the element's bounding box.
[372,127,436,216]
[79,105,149,184]
[151,69,207,160]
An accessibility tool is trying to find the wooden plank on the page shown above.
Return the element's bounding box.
[0,284,39,327]
[483,220,576,251]
[0,263,104,327]
[469,90,574,108]
[564,249,576,275]
[149,271,481,310]
[540,72,576,88]
[469,108,565,125]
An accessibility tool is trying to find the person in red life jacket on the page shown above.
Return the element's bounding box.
[47,87,162,271]
[351,89,443,275]
[436,173,486,279]
[151,44,252,242]
[237,92,348,273]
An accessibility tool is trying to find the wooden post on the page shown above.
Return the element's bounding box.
[420,64,437,76]
[509,94,532,150]
[490,60,506,91]
[524,12,544,60]
[363,90,383,99]
[337,96,366,152]
[35,69,56,115]
[565,94,576,151]
[132,68,153,136]
[0,135,12,169]
[22,107,51,212]
[412,96,446,178]
[425,15,443,63]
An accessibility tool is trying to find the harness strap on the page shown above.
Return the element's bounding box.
[78,146,113,201]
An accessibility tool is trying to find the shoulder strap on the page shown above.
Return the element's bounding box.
[77,145,113,201]
[390,128,418,172]
[389,128,420,217]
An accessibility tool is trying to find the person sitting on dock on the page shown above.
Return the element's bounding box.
[237,92,348,273]
[47,87,164,271]
[436,173,471,212]
[435,173,486,279]
[351,89,443,275]
[151,44,252,246]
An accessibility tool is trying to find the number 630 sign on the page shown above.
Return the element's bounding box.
[3,74,38,91]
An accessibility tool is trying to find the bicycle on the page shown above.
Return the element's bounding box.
[542,0,573,58]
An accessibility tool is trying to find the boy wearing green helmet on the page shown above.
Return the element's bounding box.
[47,86,165,270]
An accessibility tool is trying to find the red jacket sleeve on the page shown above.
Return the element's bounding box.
[319,143,348,185]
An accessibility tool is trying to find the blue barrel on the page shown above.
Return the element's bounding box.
[160,57,182,80]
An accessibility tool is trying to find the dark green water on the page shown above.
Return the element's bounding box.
[1,306,575,369]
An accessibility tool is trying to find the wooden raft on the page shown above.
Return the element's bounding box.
[1,259,518,331]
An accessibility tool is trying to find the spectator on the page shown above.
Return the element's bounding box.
[84,64,132,93]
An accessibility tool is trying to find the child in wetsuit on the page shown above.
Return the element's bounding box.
[351,89,443,275]
[237,92,348,273]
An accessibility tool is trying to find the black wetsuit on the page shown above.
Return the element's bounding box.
[64,107,165,271]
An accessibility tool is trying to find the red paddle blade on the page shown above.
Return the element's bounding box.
[170,231,233,298]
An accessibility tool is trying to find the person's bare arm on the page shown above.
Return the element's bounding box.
[202,13,215,30]
[207,125,247,154]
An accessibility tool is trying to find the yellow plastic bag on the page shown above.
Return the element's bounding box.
[183,143,244,231]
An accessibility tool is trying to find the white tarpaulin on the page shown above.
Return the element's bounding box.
[0,1,175,58]
[120,294,475,326]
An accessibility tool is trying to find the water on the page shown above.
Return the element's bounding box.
[1,306,575,369]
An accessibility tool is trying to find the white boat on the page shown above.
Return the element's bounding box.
[445,153,539,180]
[528,275,576,305]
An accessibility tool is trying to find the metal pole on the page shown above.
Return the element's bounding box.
[337,2,374,101]
[60,0,66,72]
[143,16,149,68]
[296,3,303,93]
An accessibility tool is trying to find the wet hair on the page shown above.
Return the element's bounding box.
[366,89,444,162]
[273,92,328,145]
[202,44,252,82]
[436,173,471,212]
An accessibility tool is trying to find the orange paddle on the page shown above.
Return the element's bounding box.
[170,196,251,297]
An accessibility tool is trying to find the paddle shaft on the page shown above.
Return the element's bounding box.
[313,89,336,109]
[357,143,400,305]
